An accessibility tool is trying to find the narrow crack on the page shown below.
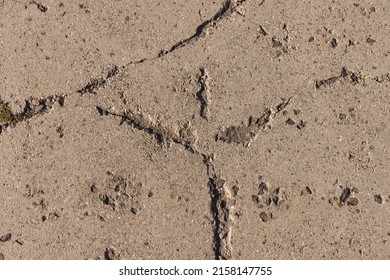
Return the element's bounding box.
[95,106,199,154]
[77,65,120,95]
[216,98,291,147]
[125,0,250,66]
[196,68,212,121]
[204,153,239,260]
[157,0,247,58]
[315,67,390,89]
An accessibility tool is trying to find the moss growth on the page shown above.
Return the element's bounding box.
[0,99,23,125]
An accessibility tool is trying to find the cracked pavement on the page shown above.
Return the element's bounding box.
[1,0,390,259]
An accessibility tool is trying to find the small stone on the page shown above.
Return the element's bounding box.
[131,207,138,215]
[252,195,260,204]
[258,182,269,195]
[259,211,269,222]
[308,36,314,42]
[148,191,154,197]
[340,187,351,204]
[350,73,359,84]
[286,118,296,125]
[330,38,338,48]
[0,233,11,242]
[297,120,307,129]
[293,109,301,115]
[339,113,347,120]
[366,37,376,45]
[258,25,268,36]
[0,253,4,260]
[273,196,279,205]
[104,247,120,260]
[374,195,383,204]
[272,37,282,48]
[16,239,24,245]
[347,197,359,206]
[101,194,115,206]
[90,184,98,193]
[351,187,359,193]
[305,186,313,195]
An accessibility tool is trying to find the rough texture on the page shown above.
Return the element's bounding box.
[1,0,390,259]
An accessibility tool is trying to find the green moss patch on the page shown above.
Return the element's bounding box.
[0,99,23,125]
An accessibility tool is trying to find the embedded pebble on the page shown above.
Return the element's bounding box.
[105,247,120,260]
[259,211,269,222]
[347,197,359,206]
[340,187,351,204]
[0,233,11,242]
[374,195,383,204]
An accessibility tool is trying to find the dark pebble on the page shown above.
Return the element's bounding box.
[374,195,383,204]
[308,36,314,42]
[350,73,359,84]
[297,120,307,129]
[286,118,296,125]
[252,195,260,204]
[305,186,313,195]
[330,38,338,48]
[339,113,347,120]
[0,253,4,260]
[16,239,24,245]
[104,247,120,260]
[340,187,351,204]
[101,194,115,205]
[0,233,11,242]
[148,191,154,198]
[90,184,98,193]
[366,37,376,45]
[258,182,269,195]
[259,211,269,222]
[347,197,359,206]
[131,207,138,215]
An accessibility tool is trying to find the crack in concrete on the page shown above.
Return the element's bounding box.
[216,98,291,147]
[157,0,248,58]
[315,67,390,89]
[196,68,212,121]
[96,106,199,154]
[203,153,239,260]
[77,65,120,95]
[124,0,250,66]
